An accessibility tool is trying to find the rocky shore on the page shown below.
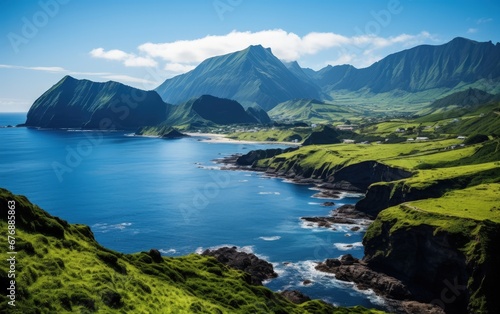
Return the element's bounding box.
[201,246,277,285]
[315,255,445,314]
[301,204,372,229]
[201,246,318,306]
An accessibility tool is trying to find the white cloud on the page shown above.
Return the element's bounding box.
[164,63,196,74]
[477,17,492,24]
[90,48,157,67]
[100,74,156,85]
[0,64,66,72]
[467,28,478,34]
[0,64,156,88]
[88,29,439,74]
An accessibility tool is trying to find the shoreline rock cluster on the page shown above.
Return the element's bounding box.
[315,255,445,314]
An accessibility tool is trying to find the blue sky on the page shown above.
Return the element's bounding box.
[1,0,499,112]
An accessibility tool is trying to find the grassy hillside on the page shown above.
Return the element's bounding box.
[228,127,312,143]
[268,99,363,124]
[0,188,383,314]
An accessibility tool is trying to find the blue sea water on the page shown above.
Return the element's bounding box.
[0,113,384,309]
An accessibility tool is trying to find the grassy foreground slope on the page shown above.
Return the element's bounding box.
[0,188,383,314]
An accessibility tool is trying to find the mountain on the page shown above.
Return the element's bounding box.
[155,45,322,111]
[25,76,168,129]
[245,106,272,124]
[140,95,270,131]
[268,98,361,123]
[429,88,494,109]
[318,37,500,93]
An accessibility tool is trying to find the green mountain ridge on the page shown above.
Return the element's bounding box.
[315,37,500,94]
[24,78,270,130]
[25,75,169,129]
[155,45,323,111]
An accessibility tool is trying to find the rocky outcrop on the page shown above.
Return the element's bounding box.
[361,206,500,314]
[279,290,311,304]
[316,254,411,300]
[315,254,445,314]
[301,204,372,229]
[25,76,168,129]
[201,247,277,285]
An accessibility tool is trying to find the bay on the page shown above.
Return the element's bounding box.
[0,113,384,309]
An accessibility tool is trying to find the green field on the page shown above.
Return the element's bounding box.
[401,183,500,223]
[227,127,312,143]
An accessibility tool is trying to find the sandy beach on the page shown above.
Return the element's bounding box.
[185,132,301,146]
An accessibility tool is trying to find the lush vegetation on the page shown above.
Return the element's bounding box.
[0,188,383,314]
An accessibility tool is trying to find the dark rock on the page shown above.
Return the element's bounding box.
[302,279,313,285]
[201,246,277,285]
[321,201,335,206]
[149,249,163,263]
[340,254,357,265]
[350,226,361,232]
[315,256,411,301]
[279,290,311,304]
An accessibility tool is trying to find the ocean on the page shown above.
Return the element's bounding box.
[0,113,384,309]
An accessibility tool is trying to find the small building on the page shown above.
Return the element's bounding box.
[457,136,466,140]
[415,137,429,141]
[407,138,415,142]
[337,125,354,131]
[343,139,355,144]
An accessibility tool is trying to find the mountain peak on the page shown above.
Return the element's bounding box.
[155,43,321,110]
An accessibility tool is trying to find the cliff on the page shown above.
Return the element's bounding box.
[356,162,500,217]
[362,203,500,313]
[25,76,168,129]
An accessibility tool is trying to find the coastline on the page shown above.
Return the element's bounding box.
[185,132,302,146]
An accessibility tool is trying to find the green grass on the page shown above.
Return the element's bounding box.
[0,188,384,314]
[258,138,467,169]
[228,127,312,143]
[401,183,500,223]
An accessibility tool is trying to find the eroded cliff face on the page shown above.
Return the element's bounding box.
[259,157,412,192]
[362,209,500,314]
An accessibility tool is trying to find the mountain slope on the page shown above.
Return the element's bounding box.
[165,95,267,127]
[429,88,494,109]
[269,98,361,123]
[319,37,500,93]
[25,76,169,129]
[155,45,322,111]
